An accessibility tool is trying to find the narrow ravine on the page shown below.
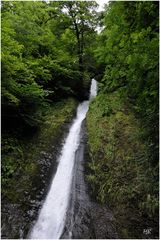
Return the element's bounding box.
[29,79,97,239]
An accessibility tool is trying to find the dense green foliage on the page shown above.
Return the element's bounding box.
[87,1,158,238]
[2,1,98,131]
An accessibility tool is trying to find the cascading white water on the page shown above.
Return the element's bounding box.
[29,79,97,239]
[89,78,97,99]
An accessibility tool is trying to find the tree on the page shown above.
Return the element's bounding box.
[61,1,98,99]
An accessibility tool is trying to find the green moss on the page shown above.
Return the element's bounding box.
[86,91,158,238]
[25,162,38,175]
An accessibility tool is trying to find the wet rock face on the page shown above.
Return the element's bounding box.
[61,121,118,239]
[90,203,118,239]
[2,203,25,239]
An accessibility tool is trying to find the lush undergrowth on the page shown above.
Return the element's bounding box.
[2,98,77,202]
[86,90,158,239]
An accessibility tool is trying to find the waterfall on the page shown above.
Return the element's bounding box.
[89,78,97,99]
[29,79,97,239]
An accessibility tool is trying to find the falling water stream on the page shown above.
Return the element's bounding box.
[29,79,97,239]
